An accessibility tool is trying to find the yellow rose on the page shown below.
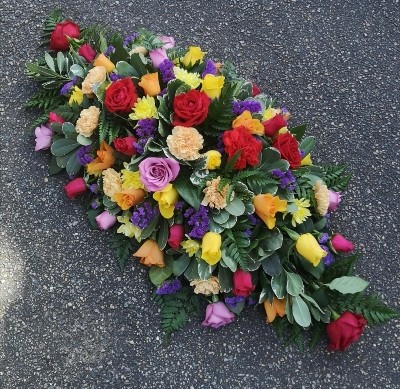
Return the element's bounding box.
[138,72,161,97]
[204,150,221,170]
[296,233,327,267]
[201,232,222,265]
[253,194,287,229]
[153,184,179,219]
[232,110,264,135]
[182,46,206,67]
[201,74,225,99]
[93,53,115,73]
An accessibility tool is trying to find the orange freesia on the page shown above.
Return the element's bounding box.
[138,72,161,97]
[114,188,146,210]
[93,53,115,73]
[263,297,286,323]
[253,193,287,229]
[133,239,165,267]
[232,110,264,135]
[86,141,116,176]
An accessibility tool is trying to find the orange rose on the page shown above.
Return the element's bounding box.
[138,72,161,97]
[263,297,286,323]
[93,53,115,73]
[86,141,116,176]
[133,239,164,267]
[253,193,287,229]
[232,110,264,135]
[114,188,146,210]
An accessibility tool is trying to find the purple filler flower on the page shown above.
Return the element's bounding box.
[123,33,139,47]
[225,296,245,309]
[271,169,296,191]
[318,233,329,244]
[202,59,217,77]
[159,59,175,83]
[156,279,182,295]
[232,100,262,115]
[184,206,209,239]
[77,145,93,166]
[130,203,159,229]
[138,157,180,192]
[103,46,115,56]
[320,245,335,266]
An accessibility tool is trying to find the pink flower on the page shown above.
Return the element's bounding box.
[331,233,355,253]
[139,157,180,192]
[233,269,255,297]
[64,178,87,199]
[201,302,235,329]
[78,43,97,62]
[149,48,168,68]
[95,211,117,230]
[328,190,342,212]
[48,112,65,124]
[34,125,53,151]
[167,224,185,249]
[160,35,175,49]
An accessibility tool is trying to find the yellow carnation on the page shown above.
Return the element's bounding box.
[121,169,145,190]
[181,239,201,257]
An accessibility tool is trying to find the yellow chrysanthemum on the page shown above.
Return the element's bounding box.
[181,239,201,257]
[291,198,311,227]
[129,96,158,120]
[173,67,201,89]
[117,215,142,240]
[69,86,83,106]
[121,169,145,190]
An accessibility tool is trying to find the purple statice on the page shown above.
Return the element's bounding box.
[318,233,329,244]
[244,228,252,238]
[103,45,115,57]
[159,59,175,83]
[201,59,217,77]
[134,119,158,154]
[300,149,306,158]
[325,212,331,229]
[90,199,101,209]
[232,100,262,115]
[59,76,79,96]
[271,169,296,191]
[216,136,225,154]
[123,32,139,47]
[159,88,167,97]
[156,278,182,295]
[320,245,335,266]
[248,214,258,225]
[175,201,184,211]
[184,206,209,239]
[76,146,94,166]
[130,202,159,229]
[109,73,123,82]
[88,184,98,194]
[246,297,256,306]
[281,106,289,116]
[225,296,245,308]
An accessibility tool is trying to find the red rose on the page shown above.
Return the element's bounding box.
[104,77,138,115]
[113,136,137,156]
[272,132,302,169]
[327,312,367,351]
[50,20,80,51]
[48,112,65,124]
[262,115,287,137]
[167,224,185,249]
[172,90,210,127]
[252,83,261,97]
[222,126,262,170]
[78,43,96,62]
[233,270,255,297]
[64,177,87,199]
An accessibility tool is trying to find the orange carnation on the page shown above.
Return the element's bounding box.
[253,193,287,229]
[86,141,116,176]
[133,239,165,267]
[138,72,161,97]
[114,188,146,210]
[263,297,286,323]
[232,110,264,135]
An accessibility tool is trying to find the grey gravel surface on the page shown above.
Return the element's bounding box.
[1,0,399,388]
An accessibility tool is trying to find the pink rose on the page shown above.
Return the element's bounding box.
[48,112,65,124]
[34,125,53,151]
[201,302,235,329]
[167,224,185,249]
[328,190,342,212]
[95,211,117,230]
[149,48,168,68]
[139,157,180,192]
[263,115,287,137]
[78,43,97,62]
[64,178,87,199]
[331,233,354,253]
[233,269,255,297]
[160,35,175,49]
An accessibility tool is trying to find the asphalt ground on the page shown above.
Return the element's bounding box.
[0,0,399,388]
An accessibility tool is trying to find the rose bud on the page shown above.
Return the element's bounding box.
[328,190,342,212]
[159,35,175,49]
[201,302,235,329]
[133,239,164,267]
[327,311,367,351]
[167,224,185,250]
[64,177,87,199]
[48,112,65,124]
[263,114,287,137]
[78,43,97,62]
[232,269,255,297]
[95,210,117,230]
[149,48,169,69]
[113,136,137,157]
[251,83,261,97]
[138,72,161,97]
[50,20,80,51]
[34,125,53,151]
[331,233,355,253]
[296,233,327,267]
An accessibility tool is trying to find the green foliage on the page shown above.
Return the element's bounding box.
[308,321,326,349]
[153,286,200,342]
[53,103,81,123]
[222,227,251,269]
[136,28,164,50]
[322,254,358,283]
[109,233,136,272]
[25,88,64,111]
[41,10,64,42]
[330,292,399,326]
[272,317,304,351]
[30,112,52,130]
[220,60,239,81]
[321,164,351,192]
[80,25,109,52]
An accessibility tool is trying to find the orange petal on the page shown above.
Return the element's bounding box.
[263,300,277,323]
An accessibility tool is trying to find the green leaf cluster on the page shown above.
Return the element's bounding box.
[321,164,351,192]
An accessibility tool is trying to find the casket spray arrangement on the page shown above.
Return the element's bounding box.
[26,12,398,350]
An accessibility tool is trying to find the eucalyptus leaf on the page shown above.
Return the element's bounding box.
[62,122,77,139]
[218,265,233,293]
[116,61,139,77]
[271,271,287,299]
[56,51,65,74]
[261,253,281,276]
[172,253,191,276]
[292,295,312,327]
[66,150,81,176]
[77,134,92,145]
[44,52,55,72]
[225,197,245,216]
[149,264,173,286]
[285,271,304,296]
[220,214,237,229]
[325,276,369,294]
[69,64,85,77]
[51,138,80,156]
[208,218,224,233]
[212,210,230,224]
